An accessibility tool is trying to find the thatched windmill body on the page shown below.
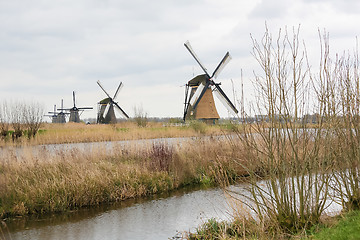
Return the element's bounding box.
[183,41,238,124]
[97,80,129,124]
[59,92,93,123]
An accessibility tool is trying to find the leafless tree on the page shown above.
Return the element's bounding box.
[9,101,25,141]
[23,102,44,139]
[232,25,331,233]
[1,101,44,141]
[133,105,148,127]
[0,101,10,139]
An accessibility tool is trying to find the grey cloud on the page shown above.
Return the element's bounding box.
[1,0,359,118]
[249,0,291,19]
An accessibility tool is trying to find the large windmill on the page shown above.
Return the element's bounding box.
[183,41,238,124]
[97,80,129,124]
[45,100,68,123]
[59,91,93,123]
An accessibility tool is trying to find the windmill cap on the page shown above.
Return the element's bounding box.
[99,97,112,104]
[188,74,207,87]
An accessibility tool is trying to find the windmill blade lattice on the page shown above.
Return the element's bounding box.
[113,82,123,100]
[191,81,210,110]
[189,81,206,106]
[113,102,129,119]
[103,102,111,119]
[184,41,210,78]
[213,84,238,114]
[211,52,232,79]
[97,80,112,99]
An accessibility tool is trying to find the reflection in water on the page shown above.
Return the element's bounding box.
[5,186,238,240]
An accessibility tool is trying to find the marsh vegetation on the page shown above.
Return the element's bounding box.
[0,136,247,219]
[0,117,238,147]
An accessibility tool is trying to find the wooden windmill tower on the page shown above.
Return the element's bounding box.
[58,91,93,123]
[183,41,238,124]
[97,80,129,124]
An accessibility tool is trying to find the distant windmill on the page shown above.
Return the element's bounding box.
[97,80,129,124]
[45,100,69,123]
[183,41,238,124]
[59,91,93,123]
[45,105,60,123]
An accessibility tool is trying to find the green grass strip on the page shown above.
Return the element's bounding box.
[312,211,360,240]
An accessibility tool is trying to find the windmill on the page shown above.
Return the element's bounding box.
[58,91,93,123]
[183,41,238,124]
[96,80,129,124]
[45,105,60,123]
[45,100,69,123]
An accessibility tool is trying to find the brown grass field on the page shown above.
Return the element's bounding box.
[0,121,235,146]
[0,121,244,219]
[0,132,247,219]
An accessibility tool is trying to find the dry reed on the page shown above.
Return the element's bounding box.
[0,121,232,147]
[0,137,246,219]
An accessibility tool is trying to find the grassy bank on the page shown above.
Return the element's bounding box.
[187,211,360,240]
[309,211,360,240]
[0,137,246,219]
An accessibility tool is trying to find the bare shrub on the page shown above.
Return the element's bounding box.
[133,105,148,127]
[318,35,360,211]
[147,142,174,172]
[0,101,44,141]
[9,101,25,141]
[23,102,44,139]
[230,26,332,234]
[0,102,10,139]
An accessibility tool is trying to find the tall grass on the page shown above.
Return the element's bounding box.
[310,210,360,239]
[0,137,246,219]
[0,121,232,147]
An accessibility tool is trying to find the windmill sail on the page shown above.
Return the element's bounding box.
[114,102,129,119]
[184,41,210,77]
[113,82,123,100]
[213,84,238,115]
[192,81,211,110]
[183,41,237,122]
[103,102,111,119]
[97,80,129,124]
[57,92,93,123]
[212,52,232,79]
[189,81,206,106]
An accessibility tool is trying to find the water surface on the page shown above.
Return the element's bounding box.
[4,186,238,240]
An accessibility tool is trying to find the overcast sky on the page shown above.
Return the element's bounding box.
[1,0,359,120]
